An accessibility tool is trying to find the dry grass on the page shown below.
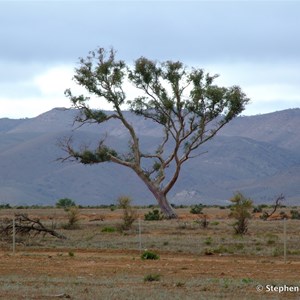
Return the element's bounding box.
[0,207,299,299]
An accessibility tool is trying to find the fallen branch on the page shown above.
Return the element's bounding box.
[0,213,67,240]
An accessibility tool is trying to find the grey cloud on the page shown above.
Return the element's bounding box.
[0,1,299,65]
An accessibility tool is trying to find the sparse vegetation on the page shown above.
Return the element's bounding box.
[117,196,138,231]
[229,192,253,235]
[0,206,299,299]
[143,273,161,282]
[141,250,160,260]
[63,206,80,229]
[190,204,204,214]
[0,203,11,209]
[144,208,163,221]
[101,226,117,233]
[56,198,76,210]
[290,210,300,219]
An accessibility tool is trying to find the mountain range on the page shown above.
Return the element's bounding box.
[0,107,299,206]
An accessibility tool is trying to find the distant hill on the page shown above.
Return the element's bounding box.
[0,107,299,206]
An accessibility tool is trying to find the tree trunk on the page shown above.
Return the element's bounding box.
[134,168,178,219]
[156,193,177,219]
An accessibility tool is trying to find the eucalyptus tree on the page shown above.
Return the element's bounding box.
[63,47,249,218]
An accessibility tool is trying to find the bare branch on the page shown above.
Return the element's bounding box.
[0,214,67,240]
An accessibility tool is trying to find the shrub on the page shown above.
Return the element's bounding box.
[141,250,160,260]
[229,192,253,235]
[101,226,116,233]
[144,274,161,282]
[0,203,11,209]
[210,221,219,226]
[204,236,212,245]
[63,206,80,229]
[252,206,263,213]
[144,209,163,221]
[290,210,300,220]
[117,196,137,230]
[190,204,204,214]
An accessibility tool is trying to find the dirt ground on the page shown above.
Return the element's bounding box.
[0,207,300,299]
[0,249,299,299]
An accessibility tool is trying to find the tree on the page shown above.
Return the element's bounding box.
[229,192,253,235]
[56,198,76,210]
[62,47,249,219]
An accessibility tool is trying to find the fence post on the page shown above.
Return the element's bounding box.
[138,217,142,254]
[12,215,16,255]
[283,218,287,263]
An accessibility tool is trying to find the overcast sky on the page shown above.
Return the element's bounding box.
[1,0,300,118]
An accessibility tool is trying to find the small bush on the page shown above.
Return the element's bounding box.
[117,196,137,230]
[272,247,283,257]
[229,192,253,235]
[0,203,11,209]
[141,250,160,260]
[252,206,263,213]
[63,206,80,229]
[290,210,300,219]
[144,274,161,282]
[175,281,185,287]
[204,236,212,245]
[204,248,214,255]
[144,209,163,221]
[190,204,204,214]
[210,221,219,226]
[101,226,116,233]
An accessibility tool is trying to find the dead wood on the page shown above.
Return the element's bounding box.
[0,213,67,240]
[262,194,285,220]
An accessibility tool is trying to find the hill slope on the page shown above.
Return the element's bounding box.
[0,108,299,206]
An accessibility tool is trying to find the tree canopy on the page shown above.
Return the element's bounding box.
[63,47,249,218]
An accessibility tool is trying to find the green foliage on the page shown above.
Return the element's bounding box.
[143,274,161,282]
[229,192,253,235]
[290,210,300,219]
[74,146,119,165]
[253,204,269,213]
[190,204,204,214]
[144,209,163,221]
[252,206,262,213]
[101,226,116,233]
[210,221,219,226]
[0,203,11,209]
[64,46,249,217]
[204,236,213,245]
[141,250,160,260]
[56,198,76,210]
[63,206,80,229]
[117,196,137,230]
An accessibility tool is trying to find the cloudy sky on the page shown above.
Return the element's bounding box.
[1,0,300,118]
